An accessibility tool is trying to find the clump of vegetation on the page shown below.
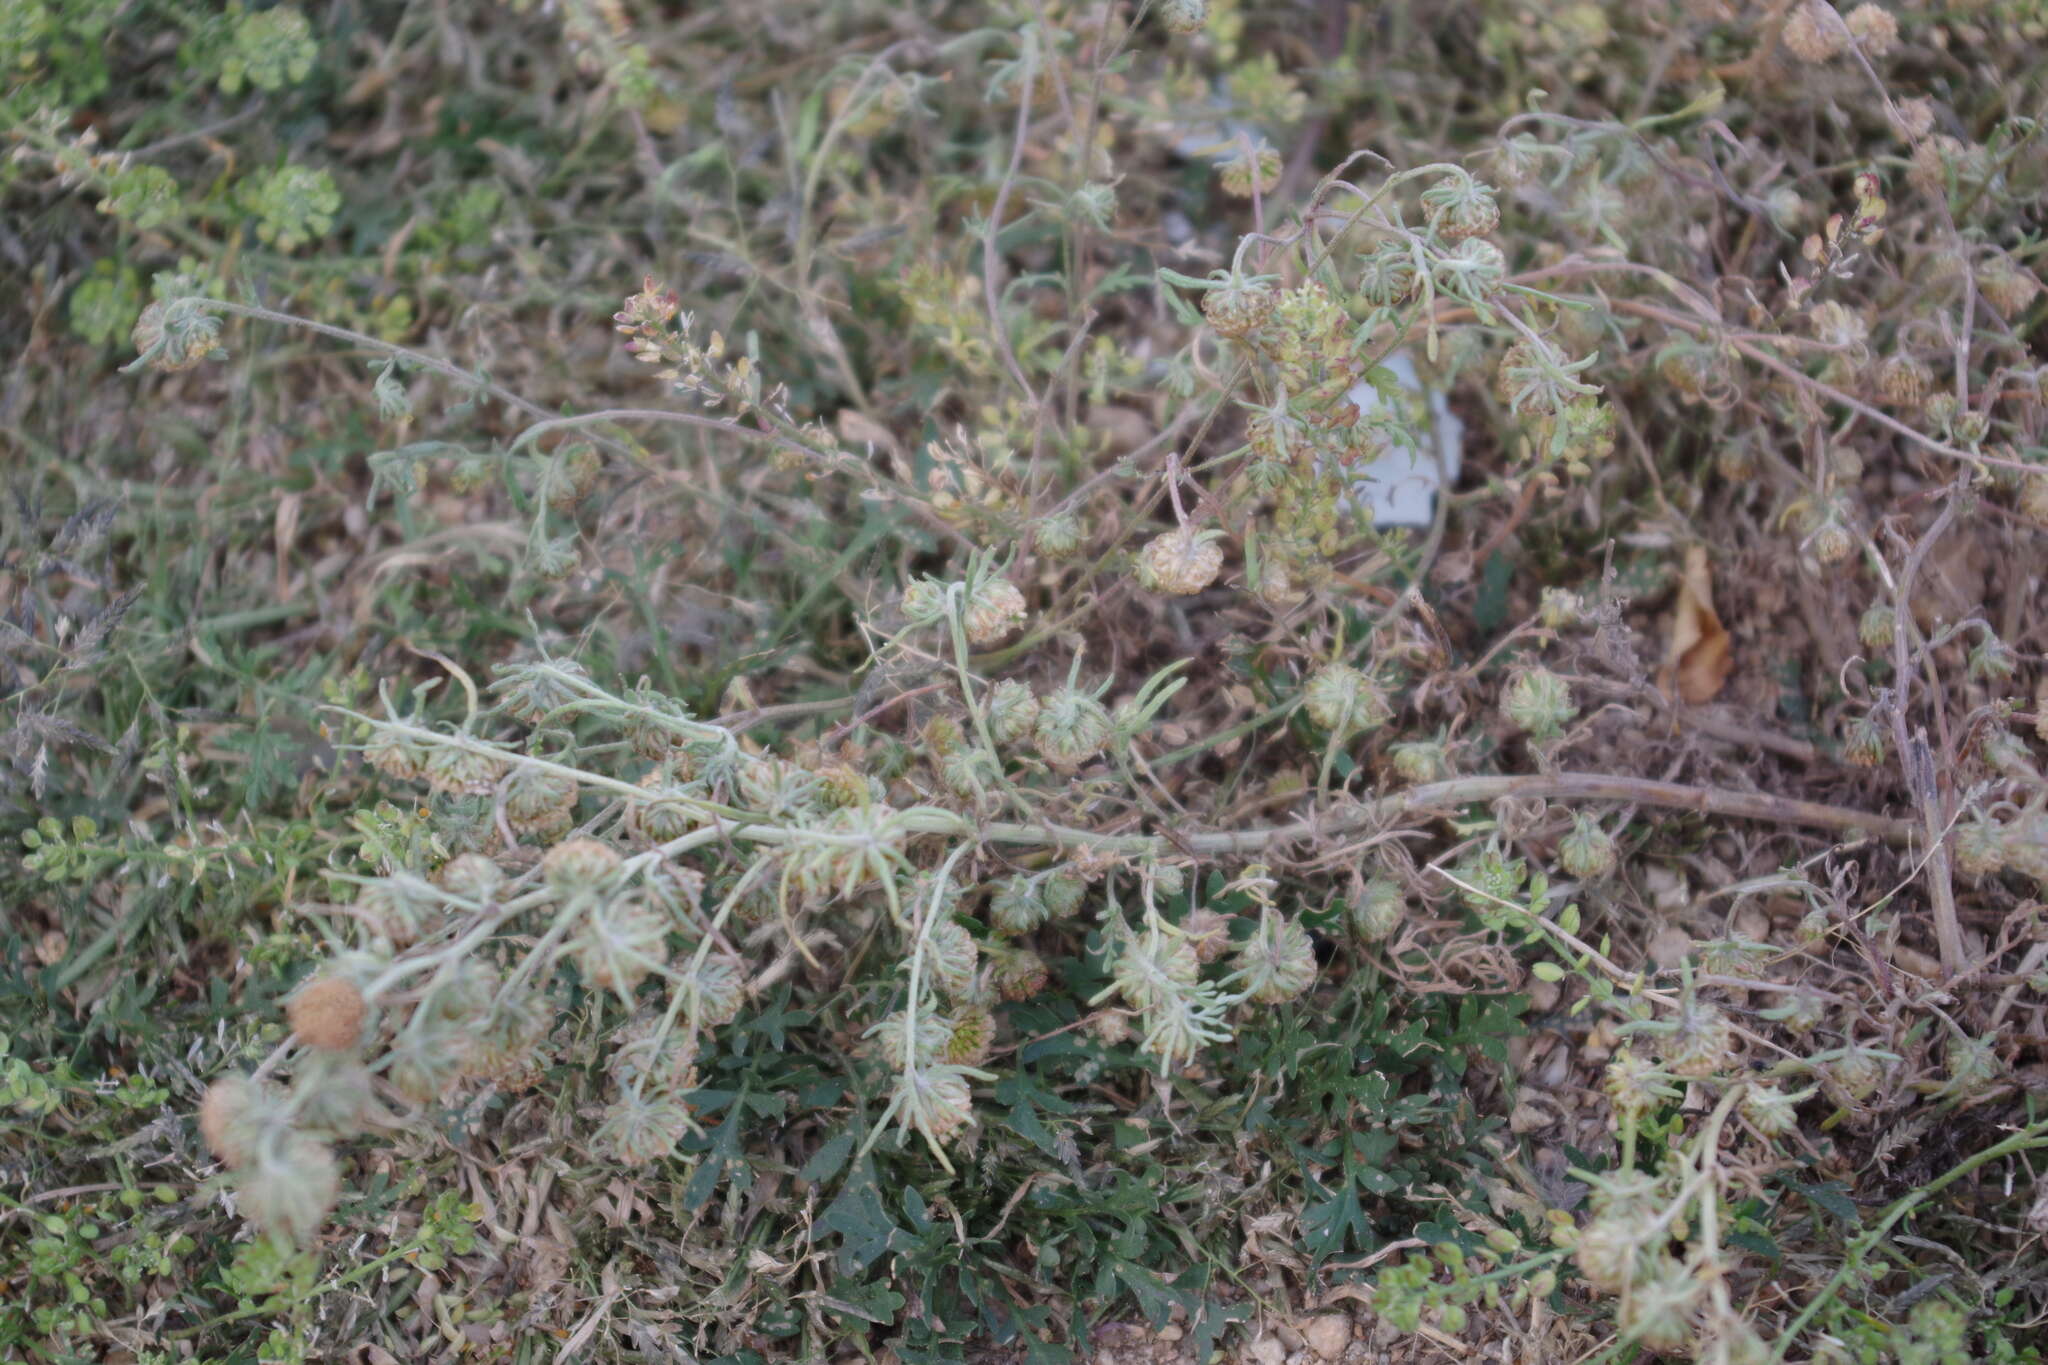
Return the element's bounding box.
[5,0,2047,1360]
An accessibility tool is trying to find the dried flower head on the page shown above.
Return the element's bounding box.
[1233,909,1317,1005]
[1782,0,1846,62]
[1034,687,1113,771]
[1843,3,1897,55]
[543,837,622,896]
[288,976,367,1052]
[237,1133,341,1246]
[1302,662,1393,737]
[1502,666,1578,740]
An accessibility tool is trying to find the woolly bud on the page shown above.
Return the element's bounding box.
[986,680,1042,747]
[989,875,1049,935]
[1502,667,1577,740]
[421,741,511,797]
[1857,603,1896,651]
[543,445,602,512]
[543,837,622,896]
[1951,815,2007,882]
[963,578,1027,646]
[237,1133,340,1247]
[1034,688,1113,771]
[1135,528,1225,595]
[287,976,367,1052]
[288,1053,379,1139]
[1302,662,1392,737]
[365,730,429,782]
[1158,0,1207,34]
[1945,1035,2000,1097]
[926,919,980,1000]
[1349,877,1405,942]
[1828,1044,1884,1101]
[1557,814,1617,881]
[1233,910,1317,1005]
[1968,633,2017,683]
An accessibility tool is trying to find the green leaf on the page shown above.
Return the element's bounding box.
[799,1134,853,1184]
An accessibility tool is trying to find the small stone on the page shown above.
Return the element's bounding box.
[1243,1335,1286,1365]
[1302,1314,1351,1360]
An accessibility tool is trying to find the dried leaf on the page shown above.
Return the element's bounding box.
[1659,545,1733,704]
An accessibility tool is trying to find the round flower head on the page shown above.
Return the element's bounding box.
[1041,868,1088,918]
[1349,877,1405,942]
[684,953,750,1028]
[1874,353,1932,407]
[1741,1082,1806,1137]
[986,680,1042,748]
[1182,906,1235,963]
[1828,1043,1885,1101]
[504,763,579,837]
[132,297,223,372]
[1202,275,1277,338]
[994,945,1051,1000]
[543,837,622,896]
[1977,253,2042,318]
[1032,510,1086,560]
[1302,662,1392,737]
[989,875,1049,935]
[1218,142,1281,198]
[598,1089,696,1165]
[288,976,367,1052]
[365,729,429,782]
[1136,527,1226,595]
[1844,3,1898,55]
[943,1004,996,1066]
[925,918,980,1001]
[1034,687,1113,771]
[199,1074,274,1168]
[1601,1049,1676,1123]
[289,1053,380,1140]
[436,852,506,902]
[493,658,590,725]
[422,741,510,796]
[1782,0,1846,62]
[625,769,699,846]
[1573,1215,1649,1294]
[1502,666,1577,740]
[1661,999,1735,1078]
[1557,814,1617,881]
[963,577,1027,646]
[866,1009,952,1066]
[237,1133,341,1246]
[1233,910,1317,1005]
[572,895,671,999]
[1158,0,1207,34]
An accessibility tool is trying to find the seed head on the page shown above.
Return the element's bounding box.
[1740,1082,1806,1137]
[1032,510,1086,560]
[494,658,590,725]
[1218,142,1281,198]
[1182,907,1234,962]
[1842,714,1887,767]
[989,875,1049,935]
[926,918,980,1000]
[598,1089,696,1165]
[994,946,1050,1000]
[986,679,1042,747]
[1574,1216,1648,1294]
[1661,1000,1736,1078]
[1874,353,1933,407]
[505,763,580,838]
[1601,1049,1676,1123]
[200,1075,267,1167]
[237,1133,340,1246]
[288,976,367,1052]
[571,895,670,998]
[422,742,510,797]
[1977,253,2042,318]
[132,298,224,372]
[942,1004,996,1066]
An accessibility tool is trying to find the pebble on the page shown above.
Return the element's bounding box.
[1302,1314,1351,1360]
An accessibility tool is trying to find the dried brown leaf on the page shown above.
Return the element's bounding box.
[1659,545,1733,704]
